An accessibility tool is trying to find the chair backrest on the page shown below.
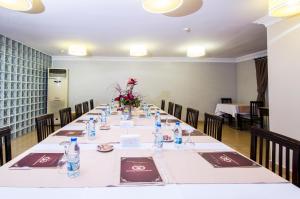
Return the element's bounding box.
[35,113,55,143]
[90,99,94,110]
[186,108,199,129]
[161,100,165,111]
[75,103,83,118]
[174,104,182,119]
[168,102,174,115]
[250,101,264,119]
[250,127,300,187]
[59,107,72,128]
[259,107,269,129]
[221,98,232,104]
[204,113,223,141]
[0,127,12,166]
[82,101,89,114]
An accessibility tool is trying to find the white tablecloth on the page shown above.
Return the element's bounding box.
[0,105,299,198]
[215,103,250,118]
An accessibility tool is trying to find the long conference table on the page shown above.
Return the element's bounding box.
[0,104,300,199]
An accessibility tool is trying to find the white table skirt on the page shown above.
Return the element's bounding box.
[215,103,249,118]
[1,184,300,199]
[1,105,299,198]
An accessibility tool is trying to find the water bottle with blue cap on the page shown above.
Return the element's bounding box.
[87,117,96,140]
[154,123,163,150]
[174,121,182,147]
[67,137,80,178]
[155,111,161,127]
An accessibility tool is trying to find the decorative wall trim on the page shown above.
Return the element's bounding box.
[254,15,283,27]
[52,56,237,63]
[235,50,268,63]
[53,51,268,64]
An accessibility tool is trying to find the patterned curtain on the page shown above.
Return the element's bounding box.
[255,57,268,103]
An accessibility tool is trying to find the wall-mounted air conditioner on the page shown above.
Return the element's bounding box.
[47,68,69,125]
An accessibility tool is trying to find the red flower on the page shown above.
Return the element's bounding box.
[127,78,137,85]
[127,92,135,101]
[114,95,123,101]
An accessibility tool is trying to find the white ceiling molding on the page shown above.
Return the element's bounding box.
[254,15,283,27]
[53,50,268,63]
[52,56,236,63]
[235,50,267,63]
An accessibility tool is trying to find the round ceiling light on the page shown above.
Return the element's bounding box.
[0,0,33,11]
[142,0,183,14]
[187,46,206,58]
[130,45,148,57]
[68,45,87,56]
[269,0,300,17]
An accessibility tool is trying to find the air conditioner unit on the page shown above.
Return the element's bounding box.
[47,68,69,125]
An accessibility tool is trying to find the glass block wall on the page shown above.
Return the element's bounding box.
[0,34,51,138]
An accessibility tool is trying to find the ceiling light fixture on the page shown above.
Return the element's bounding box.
[269,0,300,17]
[142,0,183,14]
[130,45,148,57]
[68,45,87,56]
[187,46,206,58]
[0,0,33,11]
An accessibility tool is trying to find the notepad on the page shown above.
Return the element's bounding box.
[54,130,84,137]
[120,157,163,184]
[10,153,64,168]
[199,152,259,168]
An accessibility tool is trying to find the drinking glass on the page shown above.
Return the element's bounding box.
[57,141,70,172]
[184,126,195,146]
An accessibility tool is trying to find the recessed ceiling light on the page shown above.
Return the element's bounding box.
[68,45,87,56]
[142,0,183,14]
[269,0,300,17]
[184,27,192,32]
[130,45,148,57]
[0,0,33,11]
[187,46,206,57]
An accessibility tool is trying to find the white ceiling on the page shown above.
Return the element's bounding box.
[0,0,268,58]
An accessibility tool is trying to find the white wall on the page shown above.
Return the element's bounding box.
[236,60,257,104]
[52,58,237,120]
[267,15,300,141]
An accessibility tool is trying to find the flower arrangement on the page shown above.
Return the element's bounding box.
[114,78,141,108]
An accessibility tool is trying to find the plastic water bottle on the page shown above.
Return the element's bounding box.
[154,123,163,150]
[146,106,151,118]
[111,99,115,109]
[155,111,161,127]
[174,122,182,148]
[106,105,111,116]
[142,102,147,111]
[101,111,107,125]
[67,137,80,178]
[87,117,96,140]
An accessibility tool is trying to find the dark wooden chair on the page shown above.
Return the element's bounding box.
[35,113,55,143]
[168,102,174,115]
[238,101,264,130]
[59,107,72,128]
[0,127,12,166]
[161,100,165,111]
[82,101,89,114]
[221,98,232,104]
[186,108,199,129]
[204,113,224,141]
[259,107,269,130]
[75,103,83,118]
[250,127,300,187]
[90,99,94,110]
[174,104,182,120]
